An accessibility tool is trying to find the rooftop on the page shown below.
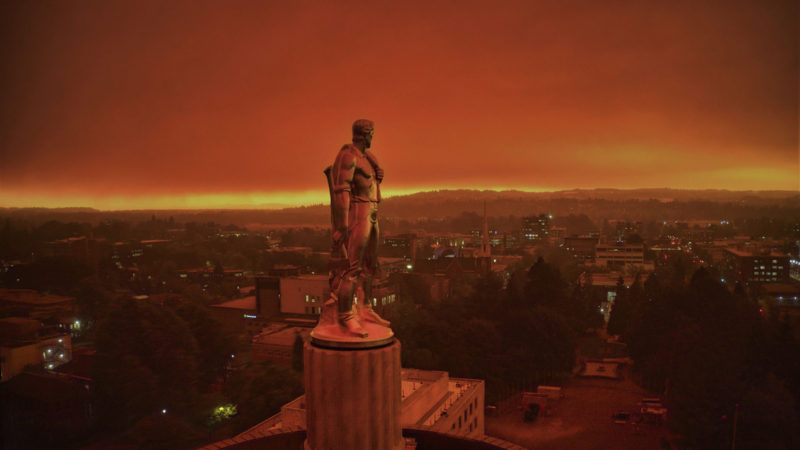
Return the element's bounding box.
[210,296,256,311]
[4,372,91,403]
[253,326,309,347]
[0,289,75,305]
[725,248,786,258]
[421,378,482,427]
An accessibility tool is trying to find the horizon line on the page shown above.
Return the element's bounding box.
[1,186,798,212]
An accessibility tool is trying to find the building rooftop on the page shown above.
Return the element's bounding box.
[0,289,75,305]
[285,274,328,281]
[4,372,91,403]
[200,368,504,450]
[762,283,800,295]
[0,317,42,342]
[210,296,256,311]
[253,326,309,347]
[725,248,786,258]
[421,378,482,427]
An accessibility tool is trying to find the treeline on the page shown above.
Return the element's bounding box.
[89,290,301,448]
[385,257,604,403]
[0,218,331,294]
[609,268,800,448]
[3,188,798,233]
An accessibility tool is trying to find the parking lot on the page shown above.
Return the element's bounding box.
[485,373,673,450]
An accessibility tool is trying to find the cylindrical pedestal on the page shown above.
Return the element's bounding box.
[304,339,403,450]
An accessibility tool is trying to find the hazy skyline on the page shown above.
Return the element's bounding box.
[1,0,797,209]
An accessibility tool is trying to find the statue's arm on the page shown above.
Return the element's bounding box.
[331,148,356,242]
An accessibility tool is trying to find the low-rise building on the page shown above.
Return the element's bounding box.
[724,248,789,283]
[252,325,310,366]
[223,368,485,441]
[0,289,77,330]
[209,296,259,335]
[564,236,599,261]
[594,242,645,270]
[760,283,800,307]
[1,371,95,447]
[0,318,72,382]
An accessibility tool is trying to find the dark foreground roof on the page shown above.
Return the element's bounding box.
[214,428,525,450]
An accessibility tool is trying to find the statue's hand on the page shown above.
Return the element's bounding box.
[364,150,383,182]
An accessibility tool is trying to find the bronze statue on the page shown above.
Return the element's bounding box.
[316,119,392,342]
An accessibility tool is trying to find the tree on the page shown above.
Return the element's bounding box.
[621,267,800,448]
[525,257,566,307]
[606,277,629,336]
[93,297,201,428]
[3,257,93,293]
[223,361,302,431]
[127,412,204,450]
[169,299,237,385]
[71,278,116,338]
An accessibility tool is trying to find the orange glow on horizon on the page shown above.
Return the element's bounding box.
[1,168,796,211]
[0,1,796,206]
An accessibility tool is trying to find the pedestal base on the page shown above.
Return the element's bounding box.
[310,320,394,349]
[304,339,403,450]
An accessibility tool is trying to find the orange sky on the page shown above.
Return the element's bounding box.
[0,0,797,209]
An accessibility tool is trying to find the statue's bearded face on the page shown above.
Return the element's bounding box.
[352,119,375,148]
[363,128,374,148]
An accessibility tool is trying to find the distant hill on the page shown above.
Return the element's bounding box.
[376,188,799,223]
[1,188,797,227]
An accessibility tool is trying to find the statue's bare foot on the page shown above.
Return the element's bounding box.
[358,305,391,327]
[340,313,368,337]
[320,298,339,325]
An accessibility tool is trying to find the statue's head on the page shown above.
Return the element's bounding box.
[352,119,374,149]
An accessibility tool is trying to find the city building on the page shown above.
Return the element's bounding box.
[594,242,646,270]
[252,324,310,366]
[564,236,599,261]
[0,317,72,382]
[548,226,567,244]
[382,233,418,260]
[202,368,494,449]
[255,273,398,319]
[724,248,789,283]
[521,214,550,241]
[279,275,330,316]
[760,283,800,307]
[790,257,800,282]
[43,235,110,264]
[607,220,643,241]
[177,267,246,283]
[1,371,95,448]
[209,296,259,335]
[378,257,411,277]
[0,289,77,332]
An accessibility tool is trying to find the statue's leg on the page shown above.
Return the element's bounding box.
[337,204,372,336]
[357,206,390,327]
